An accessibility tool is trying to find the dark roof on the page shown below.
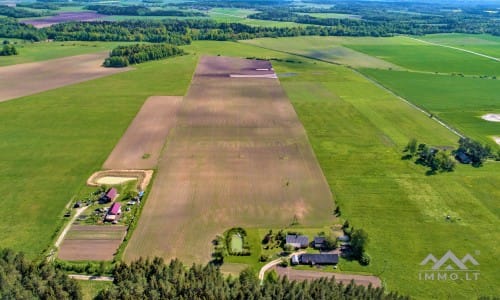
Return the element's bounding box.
[106,188,118,200]
[456,152,471,164]
[108,202,121,215]
[299,254,339,265]
[286,234,309,246]
[314,237,325,244]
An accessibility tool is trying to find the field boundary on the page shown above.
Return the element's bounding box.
[240,42,465,139]
[406,36,500,62]
[353,69,465,139]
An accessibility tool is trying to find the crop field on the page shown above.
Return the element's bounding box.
[103,96,183,170]
[242,36,404,69]
[0,37,498,299]
[360,69,500,146]
[0,51,197,258]
[58,225,127,261]
[0,52,131,102]
[123,56,334,263]
[22,12,105,28]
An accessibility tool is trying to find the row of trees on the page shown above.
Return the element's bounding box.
[97,257,409,299]
[86,5,206,17]
[0,249,81,299]
[249,8,499,36]
[103,43,185,67]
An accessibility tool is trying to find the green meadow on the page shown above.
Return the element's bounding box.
[420,33,500,58]
[360,69,500,146]
[0,38,498,299]
[346,39,499,75]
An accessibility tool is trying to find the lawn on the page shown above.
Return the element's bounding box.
[359,69,500,146]
[0,53,197,258]
[230,234,243,253]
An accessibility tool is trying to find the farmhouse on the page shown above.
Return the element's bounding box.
[286,234,309,248]
[100,187,118,203]
[105,202,121,221]
[299,253,339,265]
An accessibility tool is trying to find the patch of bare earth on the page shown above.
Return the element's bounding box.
[58,225,126,261]
[273,266,382,288]
[87,170,153,191]
[103,96,183,170]
[481,114,500,122]
[124,56,334,264]
[0,52,131,102]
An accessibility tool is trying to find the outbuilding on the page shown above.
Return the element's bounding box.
[299,253,339,265]
[286,234,309,248]
[100,187,118,203]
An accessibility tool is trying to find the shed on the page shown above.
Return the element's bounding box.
[299,253,339,265]
[313,237,325,249]
[101,188,118,203]
[455,151,471,164]
[286,234,309,248]
[291,254,299,265]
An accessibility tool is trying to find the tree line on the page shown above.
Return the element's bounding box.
[0,248,81,300]
[0,5,50,18]
[97,257,409,300]
[86,5,206,17]
[248,8,499,36]
[103,43,185,67]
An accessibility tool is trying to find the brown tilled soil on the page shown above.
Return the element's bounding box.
[58,225,126,261]
[273,266,382,287]
[124,56,334,264]
[103,96,183,170]
[0,52,130,102]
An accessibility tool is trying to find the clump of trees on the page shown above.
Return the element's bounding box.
[342,221,370,266]
[0,42,18,56]
[402,138,456,174]
[97,257,409,299]
[0,249,82,299]
[455,137,493,167]
[103,43,184,67]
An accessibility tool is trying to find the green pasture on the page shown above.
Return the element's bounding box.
[346,37,499,75]
[0,53,197,258]
[0,41,133,67]
[275,60,499,299]
[420,33,500,58]
[360,69,500,146]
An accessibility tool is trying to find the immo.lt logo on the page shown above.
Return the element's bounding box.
[419,250,480,281]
